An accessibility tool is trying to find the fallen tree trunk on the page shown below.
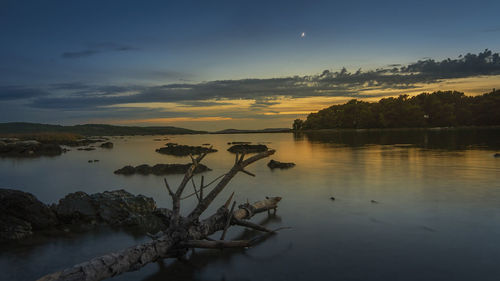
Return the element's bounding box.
[38,149,283,281]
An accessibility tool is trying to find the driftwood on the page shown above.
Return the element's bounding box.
[39,149,282,281]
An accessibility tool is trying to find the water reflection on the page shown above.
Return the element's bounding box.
[142,214,285,281]
[296,128,500,150]
[1,130,499,281]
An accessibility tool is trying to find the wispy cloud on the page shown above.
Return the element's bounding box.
[10,49,499,113]
[61,42,139,59]
[0,86,52,101]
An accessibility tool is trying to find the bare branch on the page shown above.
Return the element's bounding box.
[223,192,235,209]
[182,227,290,250]
[180,239,251,249]
[238,152,245,163]
[179,173,226,200]
[220,201,236,240]
[232,218,274,233]
[240,169,256,177]
[187,149,275,221]
[199,175,204,201]
[172,151,209,216]
[191,177,200,201]
[164,178,175,198]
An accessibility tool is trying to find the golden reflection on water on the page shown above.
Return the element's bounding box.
[1,131,500,281]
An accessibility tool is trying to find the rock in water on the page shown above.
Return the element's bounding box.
[114,163,211,175]
[227,144,268,153]
[1,188,168,242]
[267,159,296,169]
[0,189,58,241]
[55,191,98,223]
[100,142,114,149]
[0,140,62,157]
[155,143,217,156]
[55,190,162,227]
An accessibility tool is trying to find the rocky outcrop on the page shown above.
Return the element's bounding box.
[0,140,63,157]
[267,159,296,169]
[100,141,114,148]
[55,190,162,227]
[114,163,211,175]
[0,189,168,242]
[227,144,268,153]
[0,189,58,241]
[155,143,217,156]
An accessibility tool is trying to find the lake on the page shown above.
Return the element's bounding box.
[1,129,500,281]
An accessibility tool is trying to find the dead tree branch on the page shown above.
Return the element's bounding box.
[38,149,282,281]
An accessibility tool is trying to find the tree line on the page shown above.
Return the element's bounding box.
[293,89,500,130]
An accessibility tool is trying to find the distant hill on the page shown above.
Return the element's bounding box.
[213,128,291,134]
[0,122,206,136]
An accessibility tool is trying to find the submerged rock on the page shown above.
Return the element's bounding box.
[0,189,58,241]
[114,165,135,175]
[0,140,63,157]
[59,138,108,147]
[155,143,217,156]
[114,163,211,175]
[77,147,95,151]
[227,141,252,145]
[267,159,296,169]
[100,142,114,149]
[227,144,268,153]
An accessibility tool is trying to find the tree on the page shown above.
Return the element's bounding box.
[292,119,304,131]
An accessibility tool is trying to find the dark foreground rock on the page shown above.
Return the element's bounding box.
[0,188,169,242]
[227,144,268,153]
[494,153,500,157]
[100,141,114,148]
[0,140,63,157]
[114,163,211,175]
[267,159,296,169]
[0,189,58,241]
[155,143,217,156]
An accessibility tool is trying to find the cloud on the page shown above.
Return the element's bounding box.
[61,50,100,59]
[21,49,500,111]
[61,42,139,59]
[0,86,51,101]
[400,49,500,77]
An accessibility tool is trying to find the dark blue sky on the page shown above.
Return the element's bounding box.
[1,0,499,129]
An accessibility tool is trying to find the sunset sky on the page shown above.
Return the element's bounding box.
[1,0,500,130]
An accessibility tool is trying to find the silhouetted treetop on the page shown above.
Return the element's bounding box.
[295,89,500,130]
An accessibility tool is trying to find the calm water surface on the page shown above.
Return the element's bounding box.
[1,130,500,281]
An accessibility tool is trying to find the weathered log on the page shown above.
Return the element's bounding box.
[38,149,282,281]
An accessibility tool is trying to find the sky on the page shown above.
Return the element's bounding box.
[1,0,500,130]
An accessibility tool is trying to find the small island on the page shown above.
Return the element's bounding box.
[155,143,217,156]
[114,163,211,175]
